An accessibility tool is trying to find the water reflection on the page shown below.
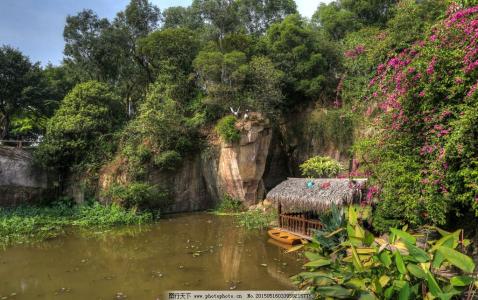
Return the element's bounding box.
[0,213,302,299]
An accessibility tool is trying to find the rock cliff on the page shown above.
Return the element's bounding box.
[217,116,272,206]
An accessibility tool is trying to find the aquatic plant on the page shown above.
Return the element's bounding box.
[215,194,244,214]
[0,202,152,245]
[237,209,276,230]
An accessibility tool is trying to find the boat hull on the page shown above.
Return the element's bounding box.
[267,228,302,245]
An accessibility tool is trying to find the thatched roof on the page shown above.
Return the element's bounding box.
[267,178,367,212]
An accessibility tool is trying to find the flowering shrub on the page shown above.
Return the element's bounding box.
[359,4,478,231]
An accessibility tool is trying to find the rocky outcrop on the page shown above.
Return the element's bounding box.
[150,155,218,213]
[217,115,272,206]
[93,108,355,212]
[0,146,48,205]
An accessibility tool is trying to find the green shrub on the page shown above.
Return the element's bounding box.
[153,150,182,171]
[299,156,344,178]
[293,207,477,299]
[237,209,276,230]
[35,81,125,171]
[102,182,171,209]
[215,115,240,143]
[216,194,243,213]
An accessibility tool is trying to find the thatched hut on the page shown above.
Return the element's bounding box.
[266,178,367,239]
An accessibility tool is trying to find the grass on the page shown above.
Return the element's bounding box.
[0,201,152,245]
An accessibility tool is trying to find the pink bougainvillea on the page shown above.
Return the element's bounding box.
[363,4,478,226]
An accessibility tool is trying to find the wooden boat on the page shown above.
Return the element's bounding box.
[267,228,303,245]
[267,238,293,250]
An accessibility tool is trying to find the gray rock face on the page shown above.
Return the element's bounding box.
[150,155,219,213]
[0,146,48,205]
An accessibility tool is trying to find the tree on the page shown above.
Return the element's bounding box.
[194,50,248,110]
[237,0,297,34]
[36,81,125,171]
[63,9,114,81]
[312,2,362,40]
[138,28,199,78]
[162,6,203,29]
[265,15,341,106]
[192,0,241,49]
[341,0,396,26]
[0,46,45,139]
[120,78,197,178]
[359,6,478,230]
[245,56,284,114]
[117,0,160,39]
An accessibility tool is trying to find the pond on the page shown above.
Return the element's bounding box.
[0,213,303,299]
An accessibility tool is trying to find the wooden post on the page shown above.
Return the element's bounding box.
[278,202,282,228]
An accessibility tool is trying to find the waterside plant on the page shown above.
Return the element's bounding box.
[0,201,152,245]
[292,207,477,299]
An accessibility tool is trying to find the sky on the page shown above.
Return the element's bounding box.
[0,0,332,66]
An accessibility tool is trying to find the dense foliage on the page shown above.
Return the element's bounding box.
[36,81,124,172]
[357,4,478,231]
[294,207,477,299]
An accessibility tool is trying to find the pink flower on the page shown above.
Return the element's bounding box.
[427,56,437,75]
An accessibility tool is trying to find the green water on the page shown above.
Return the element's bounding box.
[0,213,303,299]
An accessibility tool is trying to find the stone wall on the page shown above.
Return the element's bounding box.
[0,146,48,205]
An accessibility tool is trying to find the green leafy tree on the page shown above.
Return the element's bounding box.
[138,28,200,79]
[237,0,297,34]
[63,9,114,81]
[0,46,47,139]
[245,56,284,114]
[313,2,362,40]
[162,6,204,29]
[192,0,241,49]
[36,81,125,171]
[121,78,197,178]
[265,14,340,105]
[194,50,248,110]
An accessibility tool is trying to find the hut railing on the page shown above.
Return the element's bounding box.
[279,213,323,238]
